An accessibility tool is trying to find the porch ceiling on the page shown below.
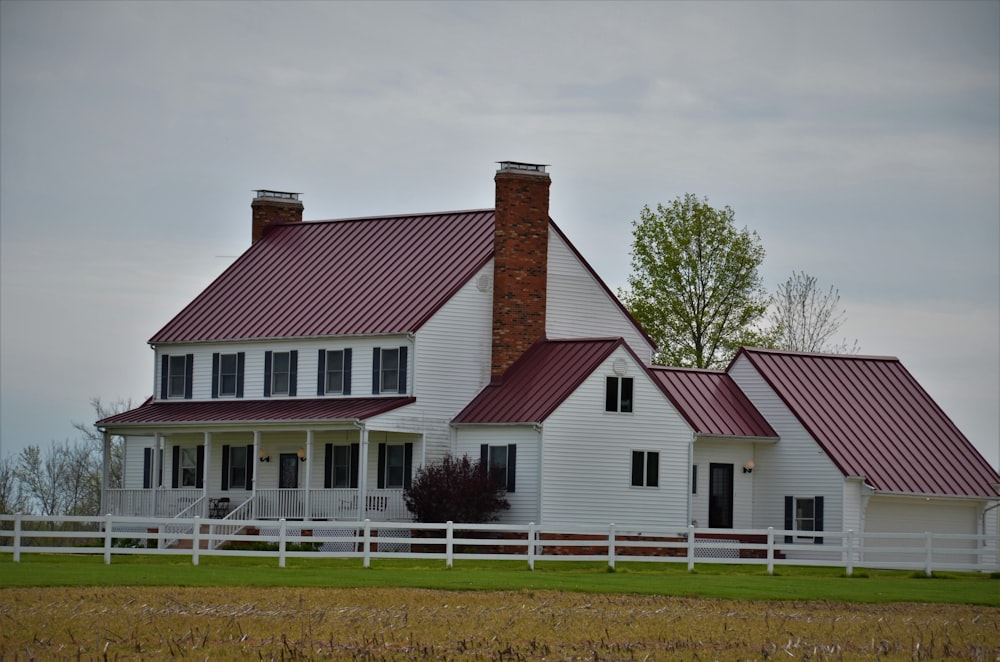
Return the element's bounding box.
[97,396,415,429]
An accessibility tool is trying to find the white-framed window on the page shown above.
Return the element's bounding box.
[384,444,406,489]
[180,447,198,487]
[794,497,815,537]
[605,376,633,413]
[168,355,187,398]
[219,353,238,397]
[480,444,517,492]
[785,495,825,544]
[631,450,659,487]
[332,444,353,488]
[380,348,400,393]
[326,350,345,394]
[229,446,248,489]
[272,351,291,395]
[372,346,408,394]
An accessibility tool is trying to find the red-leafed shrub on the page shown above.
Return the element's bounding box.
[403,454,510,523]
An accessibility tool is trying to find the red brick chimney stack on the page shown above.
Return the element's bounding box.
[251,190,304,244]
[491,162,551,380]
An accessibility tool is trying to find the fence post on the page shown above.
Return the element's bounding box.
[13,513,22,562]
[924,531,933,577]
[527,522,536,571]
[686,525,695,572]
[192,516,201,566]
[766,527,775,576]
[446,521,454,569]
[279,518,287,568]
[104,513,113,564]
[608,523,616,572]
[845,530,854,577]
[362,519,371,568]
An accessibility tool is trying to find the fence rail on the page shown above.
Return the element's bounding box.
[2,514,997,575]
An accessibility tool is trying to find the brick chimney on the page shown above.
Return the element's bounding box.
[491,162,551,380]
[251,190,303,244]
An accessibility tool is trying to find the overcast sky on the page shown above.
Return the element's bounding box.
[2,1,997,469]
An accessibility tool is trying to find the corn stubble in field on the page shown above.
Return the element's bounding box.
[0,587,997,660]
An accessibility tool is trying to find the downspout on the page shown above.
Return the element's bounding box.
[534,423,543,524]
[687,432,695,527]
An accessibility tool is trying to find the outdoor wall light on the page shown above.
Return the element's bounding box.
[743,460,755,474]
[296,448,307,462]
[259,451,270,463]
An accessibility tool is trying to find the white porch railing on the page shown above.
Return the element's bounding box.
[255,489,407,521]
[106,489,203,518]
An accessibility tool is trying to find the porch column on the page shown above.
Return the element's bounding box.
[357,424,369,522]
[304,430,314,520]
[202,432,212,518]
[152,432,161,516]
[100,430,111,515]
[252,430,260,499]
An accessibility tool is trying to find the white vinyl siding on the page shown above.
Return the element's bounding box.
[455,426,540,524]
[728,354,844,533]
[540,347,691,528]
[546,230,655,363]
[122,435,156,489]
[690,439,757,529]
[863,496,982,564]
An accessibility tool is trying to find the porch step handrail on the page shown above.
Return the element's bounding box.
[162,496,206,548]
[212,497,255,549]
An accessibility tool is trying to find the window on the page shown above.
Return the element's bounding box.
[631,450,659,487]
[212,352,245,398]
[317,348,354,395]
[324,443,360,488]
[784,495,825,544]
[605,376,633,413]
[372,346,408,394]
[376,442,413,489]
[333,445,352,487]
[161,354,193,399]
[222,445,253,490]
[480,444,517,492]
[142,448,163,489]
[264,350,297,397]
[171,445,203,489]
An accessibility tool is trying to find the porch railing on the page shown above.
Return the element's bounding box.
[255,488,407,520]
[106,489,203,518]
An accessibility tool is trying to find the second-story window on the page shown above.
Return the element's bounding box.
[168,356,187,398]
[264,350,298,397]
[212,352,245,398]
[605,376,634,413]
[318,348,353,396]
[372,346,408,394]
[161,354,193,399]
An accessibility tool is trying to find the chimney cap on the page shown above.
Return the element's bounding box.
[496,161,548,175]
[254,190,302,201]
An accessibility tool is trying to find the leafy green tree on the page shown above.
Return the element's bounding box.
[621,194,769,368]
[769,271,859,354]
[403,454,509,523]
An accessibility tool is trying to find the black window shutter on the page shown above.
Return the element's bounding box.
[143,448,152,489]
[814,496,824,544]
[184,354,194,399]
[221,445,230,490]
[171,445,180,489]
[403,442,413,489]
[398,346,408,394]
[784,496,794,544]
[211,353,220,399]
[376,443,386,489]
[372,348,381,394]
[506,444,517,493]
[317,350,327,396]
[160,355,169,399]
[195,445,205,488]
[245,444,254,487]
[350,442,359,488]
[343,348,352,395]
[647,451,658,487]
[605,377,618,412]
[263,351,272,397]
[480,444,489,466]
[288,350,298,396]
[236,352,245,398]
[323,443,333,489]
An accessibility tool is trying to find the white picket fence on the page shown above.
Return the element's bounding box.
[2,513,998,576]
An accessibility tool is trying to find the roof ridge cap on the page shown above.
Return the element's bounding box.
[743,346,899,362]
[306,208,494,225]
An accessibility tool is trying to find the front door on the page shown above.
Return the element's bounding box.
[279,453,299,489]
[709,463,734,529]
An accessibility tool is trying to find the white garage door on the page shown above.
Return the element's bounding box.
[863,497,979,566]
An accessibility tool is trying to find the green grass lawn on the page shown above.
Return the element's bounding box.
[2,553,997,605]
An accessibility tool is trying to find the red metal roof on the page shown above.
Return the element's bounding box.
[150,210,496,343]
[650,367,778,439]
[97,397,415,428]
[454,338,626,424]
[735,348,1000,498]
